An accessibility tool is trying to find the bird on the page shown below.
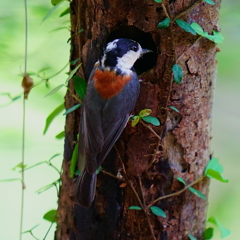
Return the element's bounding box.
[74,38,151,208]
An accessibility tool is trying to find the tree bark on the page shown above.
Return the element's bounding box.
[57,0,220,239]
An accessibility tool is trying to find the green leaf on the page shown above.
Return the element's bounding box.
[176,177,186,185]
[73,76,87,100]
[150,206,166,218]
[59,7,70,17]
[204,0,215,5]
[45,84,65,97]
[190,22,204,35]
[65,64,82,84]
[139,109,152,118]
[0,178,21,183]
[70,143,78,178]
[22,224,40,234]
[42,0,65,23]
[63,103,81,116]
[129,206,142,210]
[131,115,140,127]
[211,31,224,44]
[205,158,223,173]
[188,187,206,200]
[70,59,79,65]
[67,29,84,43]
[208,216,231,238]
[205,158,228,183]
[172,64,183,84]
[157,18,171,29]
[50,27,69,33]
[169,106,179,112]
[49,153,61,162]
[43,210,57,222]
[205,169,228,183]
[36,179,60,194]
[188,234,198,240]
[51,0,62,5]
[96,166,102,174]
[142,116,160,126]
[12,162,27,171]
[55,131,65,139]
[204,227,214,239]
[12,96,21,101]
[43,103,65,134]
[154,0,162,2]
[175,19,196,35]
[190,23,224,44]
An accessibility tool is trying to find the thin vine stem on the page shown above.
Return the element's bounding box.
[173,0,203,21]
[114,146,144,210]
[20,0,28,239]
[20,95,25,240]
[24,0,28,74]
[138,177,156,240]
[147,175,205,208]
[140,120,161,140]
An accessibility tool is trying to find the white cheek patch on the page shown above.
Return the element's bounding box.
[116,45,142,74]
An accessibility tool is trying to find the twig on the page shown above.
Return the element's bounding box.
[147,175,205,208]
[140,120,161,140]
[67,87,82,103]
[114,145,144,210]
[173,0,203,21]
[177,36,202,63]
[43,213,57,240]
[161,1,170,19]
[138,177,156,240]
[148,139,161,169]
[101,169,123,180]
[20,1,28,239]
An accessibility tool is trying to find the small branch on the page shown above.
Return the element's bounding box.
[114,145,144,210]
[43,213,57,240]
[140,120,161,140]
[67,87,82,103]
[147,175,205,208]
[101,169,123,180]
[148,139,161,169]
[173,0,203,21]
[138,177,156,240]
[161,1,170,19]
[177,36,203,63]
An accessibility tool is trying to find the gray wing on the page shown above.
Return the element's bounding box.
[96,73,140,165]
[78,70,105,174]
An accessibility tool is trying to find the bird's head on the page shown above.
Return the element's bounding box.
[100,38,151,74]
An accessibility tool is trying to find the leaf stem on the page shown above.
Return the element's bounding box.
[101,169,122,180]
[147,175,205,208]
[138,177,156,240]
[140,120,161,140]
[20,1,28,238]
[148,139,161,169]
[161,1,171,19]
[176,36,202,63]
[114,146,144,210]
[173,0,203,21]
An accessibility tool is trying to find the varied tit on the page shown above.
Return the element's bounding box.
[74,38,151,208]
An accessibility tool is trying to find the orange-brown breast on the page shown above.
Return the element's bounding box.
[93,70,131,100]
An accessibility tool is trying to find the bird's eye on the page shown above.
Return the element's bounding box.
[130,45,138,52]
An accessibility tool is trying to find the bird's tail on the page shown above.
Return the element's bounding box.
[74,169,97,208]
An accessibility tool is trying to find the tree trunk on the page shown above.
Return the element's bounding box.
[57,0,220,239]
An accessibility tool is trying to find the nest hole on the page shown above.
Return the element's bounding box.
[107,26,158,75]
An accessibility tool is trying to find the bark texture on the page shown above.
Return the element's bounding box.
[57,0,220,239]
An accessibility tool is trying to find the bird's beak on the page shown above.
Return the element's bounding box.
[141,48,152,55]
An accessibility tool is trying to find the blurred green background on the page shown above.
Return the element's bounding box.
[0,0,239,239]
